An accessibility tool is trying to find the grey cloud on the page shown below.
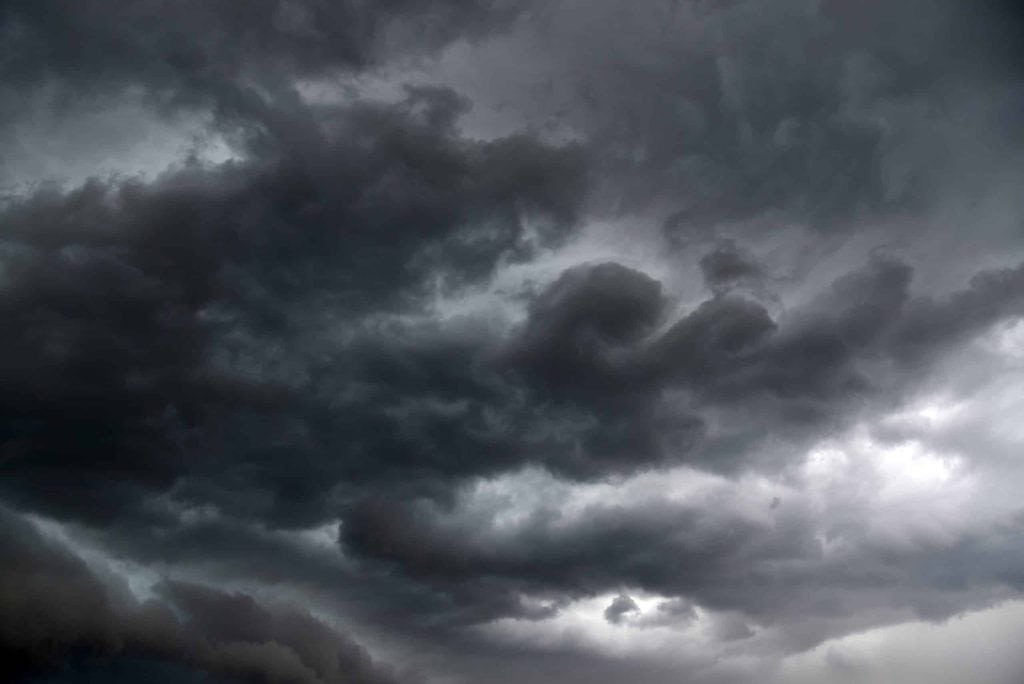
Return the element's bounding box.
[700,240,765,295]
[603,594,640,625]
[0,506,404,684]
[504,255,1024,476]
[0,0,530,100]
[0,87,585,526]
[0,1,539,193]
[443,0,1024,250]
[330,255,1024,640]
[647,598,698,627]
[505,261,664,393]
[339,476,1024,650]
[3,0,1024,682]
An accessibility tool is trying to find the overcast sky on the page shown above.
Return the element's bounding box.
[2,2,1024,683]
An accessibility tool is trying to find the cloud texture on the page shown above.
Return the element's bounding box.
[2,1,1024,682]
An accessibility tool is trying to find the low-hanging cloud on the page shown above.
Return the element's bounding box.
[3,1,1024,683]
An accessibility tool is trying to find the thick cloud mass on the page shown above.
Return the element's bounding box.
[0,507,401,684]
[2,1,1024,683]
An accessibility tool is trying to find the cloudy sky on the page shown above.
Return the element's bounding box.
[3,1,1024,683]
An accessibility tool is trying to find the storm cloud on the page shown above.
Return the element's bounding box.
[2,1,1024,683]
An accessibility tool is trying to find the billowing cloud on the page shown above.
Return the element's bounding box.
[3,1,1024,683]
[0,506,403,684]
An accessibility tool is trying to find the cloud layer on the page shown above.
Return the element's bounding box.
[2,1,1024,682]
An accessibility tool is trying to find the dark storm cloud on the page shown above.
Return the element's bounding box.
[0,507,403,684]
[0,0,529,102]
[491,254,1024,478]
[78,246,1022,651]
[338,470,1024,647]
[5,152,1024,618]
[3,0,1024,682]
[0,0,538,190]
[333,254,1024,633]
[0,85,584,526]
[2,0,1019,525]
[699,240,765,295]
[460,0,1024,244]
[542,0,894,223]
[506,261,664,393]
